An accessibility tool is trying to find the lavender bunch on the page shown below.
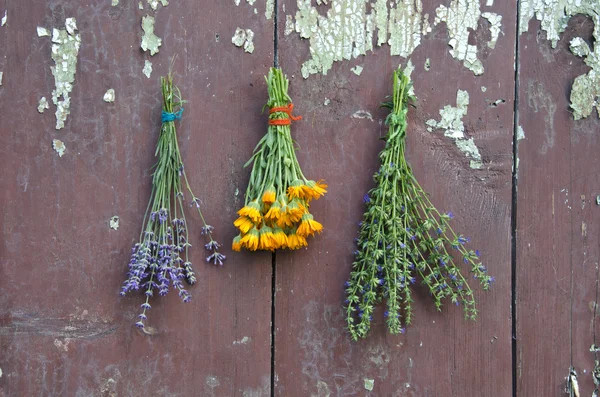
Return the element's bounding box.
[344,68,493,341]
[120,74,224,329]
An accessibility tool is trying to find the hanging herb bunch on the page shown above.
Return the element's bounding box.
[344,68,493,341]
[232,67,327,252]
[120,74,224,329]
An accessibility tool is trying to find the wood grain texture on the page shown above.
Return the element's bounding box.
[0,1,272,396]
[274,1,515,396]
[516,15,600,396]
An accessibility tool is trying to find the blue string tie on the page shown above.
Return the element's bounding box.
[161,108,184,123]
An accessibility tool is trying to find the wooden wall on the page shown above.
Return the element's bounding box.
[0,1,598,396]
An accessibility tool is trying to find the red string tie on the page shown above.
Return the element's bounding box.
[268,104,302,126]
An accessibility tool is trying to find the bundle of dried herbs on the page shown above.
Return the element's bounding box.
[120,74,224,328]
[344,68,493,341]
[233,67,327,252]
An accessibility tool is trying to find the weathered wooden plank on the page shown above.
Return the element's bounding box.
[516,15,600,396]
[274,1,515,395]
[0,1,272,396]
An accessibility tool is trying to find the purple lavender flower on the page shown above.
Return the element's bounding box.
[205,240,221,251]
[201,224,214,235]
[475,249,481,257]
[363,194,371,204]
[135,321,145,329]
[207,252,226,265]
[446,211,454,219]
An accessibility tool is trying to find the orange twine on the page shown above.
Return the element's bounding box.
[268,104,302,126]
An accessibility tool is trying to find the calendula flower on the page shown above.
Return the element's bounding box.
[262,186,277,205]
[286,230,308,250]
[237,201,262,224]
[264,200,282,222]
[344,67,491,341]
[234,216,255,234]
[287,179,306,200]
[297,213,323,237]
[258,226,276,251]
[232,235,242,252]
[304,180,328,201]
[241,229,260,251]
[272,227,288,249]
[120,74,223,329]
[233,68,326,251]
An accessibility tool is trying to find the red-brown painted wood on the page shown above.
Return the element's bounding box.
[516,15,600,396]
[274,1,515,395]
[0,1,272,396]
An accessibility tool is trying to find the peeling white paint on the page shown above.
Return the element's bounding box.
[147,0,168,10]
[314,380,331,397]
[351,65,363,75]
[520,0,600,119]
[424,57,430,71]
[486,0,494,5]
[481,86,487,92]
[233,336,251,345]
[139,1,144,9]
[388,1,424,58]
[426,90,483,168]
[289,0,498,79]
[231,27,254,53]
[364,378,374,391]
[53,139,66,157]
[351,110,374,121]
[285,15,295,35]
[112,0,119,5]
[37,26,50,37]
[38,97,49,113]
[247,0,256,5]
[143,60,153,78]
[517,125,525,141]
[481,12,502,49]
[434,0,484,75]
[323,98,331,106]
[141,15,162,56]
[296,0,375,78]
[1,10,6,26]
[0,72,3,86]
[103,88,115,103]
[265,0,274,20]
[110,216,120,230]
[234,0,240,5]
[50,19,81,130]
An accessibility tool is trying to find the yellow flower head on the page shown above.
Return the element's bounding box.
[297,213,323,237]
[287,230,308,250]
[262,186,277,205]
[240,228,260,251]
[277,199,305,229]
[272,227,288,249]
[287,179,306,200]
[304,179,328,201]
[258,226,276,251]
[237,201,262,224]
[232,235,242,252]
[234,216,255,234]
[264,200,282,222]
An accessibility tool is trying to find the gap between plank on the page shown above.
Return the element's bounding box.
[511,2,522,397]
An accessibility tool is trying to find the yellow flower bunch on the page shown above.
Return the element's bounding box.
[233,68,327,252]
